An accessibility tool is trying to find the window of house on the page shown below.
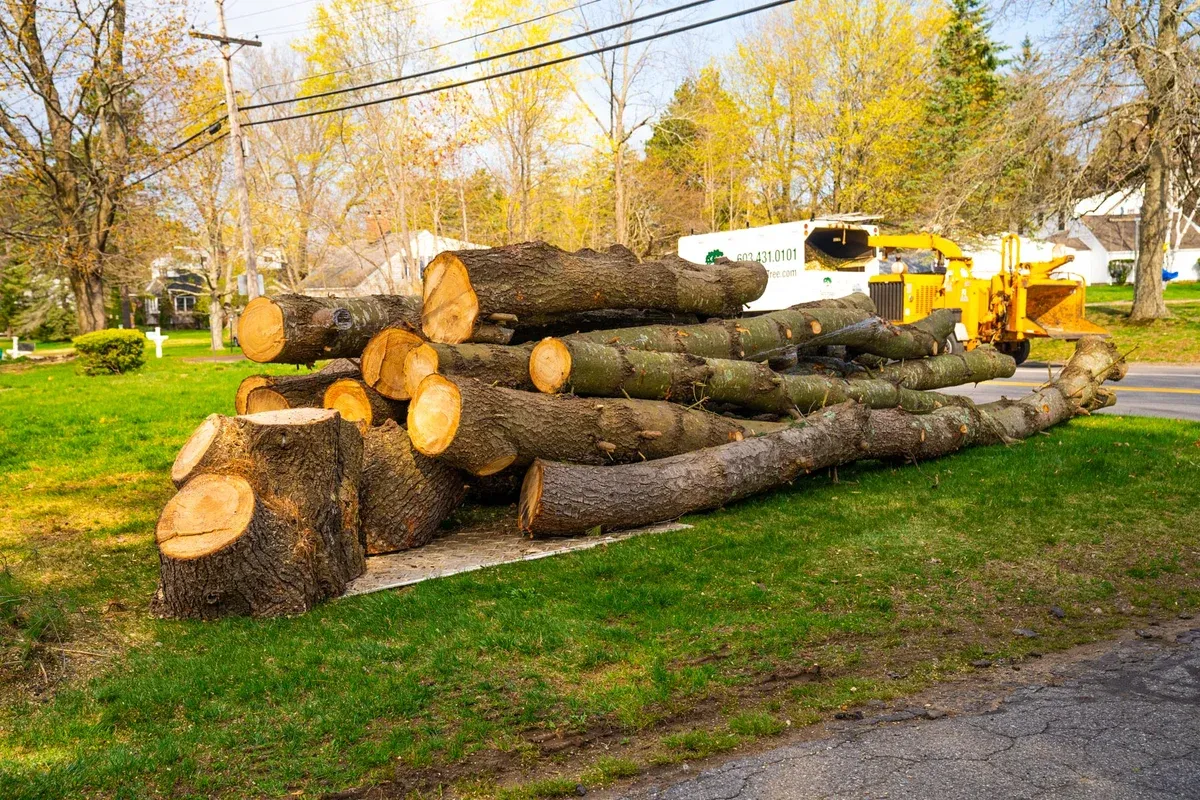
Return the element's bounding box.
[146,297,159,315]
[174,295,196,313]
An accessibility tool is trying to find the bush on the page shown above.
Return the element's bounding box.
[1107,259,1134,285]
[72,329,146,375]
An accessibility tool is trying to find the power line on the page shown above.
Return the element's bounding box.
[129,132,228,187]
[242,0,722,112]
[250,0,603,96]
[243,0,795,127]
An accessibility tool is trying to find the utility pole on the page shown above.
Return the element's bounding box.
[190,1,262,300]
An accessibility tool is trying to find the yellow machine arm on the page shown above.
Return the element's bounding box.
[868,233,966,260]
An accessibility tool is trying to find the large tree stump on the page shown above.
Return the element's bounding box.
[239,294,421,364]
[360,421,467,554]
[406,374,787,476]
[154,408,365,618]
[519,337,1125,536]
[531,340,1014,415]
[421,242,768,343]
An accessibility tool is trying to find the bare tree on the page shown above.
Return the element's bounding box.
[0,0,185,332]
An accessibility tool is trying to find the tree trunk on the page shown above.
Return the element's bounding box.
[519,337,1125,536]
[323,378,406,430]
[209,296,226,351]
[69,267,107,334]
[421,242,768,343]
[1130,124,1171,320]
[154,408,364,618]
[360,421,467,554]
[239,294,422,364]
[531,340,1013,415]
[406,374,787,476]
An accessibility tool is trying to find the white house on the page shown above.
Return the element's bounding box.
[1039,189,1200,284]
[302,228,484,297]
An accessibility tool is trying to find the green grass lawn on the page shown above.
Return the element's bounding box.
[1,334,1199,799]
[1032,302,1200,363]
[1084,280,1200,305]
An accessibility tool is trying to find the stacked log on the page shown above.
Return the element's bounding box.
[154,239,1120,620]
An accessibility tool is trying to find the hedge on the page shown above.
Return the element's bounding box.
[72,329,147,375]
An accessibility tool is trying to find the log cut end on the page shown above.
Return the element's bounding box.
[421,252,479,343]
[238,297,286,363]
[408,374,462,458]
[156,473,255,560]
[529,338,572,394]
[517,461,544,533]
[245,386,291,414]
[235,375,273,415]
[403,344,440,399]
[324,378,375,430]
[172,414,223,486]
[362,327,425,399]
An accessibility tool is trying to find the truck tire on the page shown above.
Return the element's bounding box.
[943,332,965,357]
[999,340,1031,365]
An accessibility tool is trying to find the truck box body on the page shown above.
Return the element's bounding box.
[678,220,882,312]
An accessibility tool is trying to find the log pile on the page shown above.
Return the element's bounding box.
[152,240,1125,619]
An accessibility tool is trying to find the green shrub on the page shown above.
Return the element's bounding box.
[72,328,146,375]
[1107,259,1134,285]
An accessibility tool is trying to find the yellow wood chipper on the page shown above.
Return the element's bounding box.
[866,233,1109,364]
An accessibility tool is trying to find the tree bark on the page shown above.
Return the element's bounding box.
[69,267,108,334]
[519,337,1124,536]
[360,421,467,554]
[239,294,421,364]
[421,241,768,343]
[406,374,787,476]
[154,408,364,618]
[531,340,1012,415]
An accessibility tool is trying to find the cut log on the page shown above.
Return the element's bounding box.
[802,309,957,359]
[862,346,1016,390]
[236,360,360,415]
[155,408,364,618]
[235,374,274,415]
[239,294,421,364]
[362,325,537,401]
[528,340,1012,415]
[406,374,787,476]
[360,420,466,554]
[323,378,405,430]
[556,304,936,362]
[243,370,361,414]
[519,337,1124,536]
[421,241,768,343]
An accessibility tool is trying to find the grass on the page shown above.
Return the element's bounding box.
[1084,280,1200,305]
[1,331,1199,799]
[1032,301,1200,363]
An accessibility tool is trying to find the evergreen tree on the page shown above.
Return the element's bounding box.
[922,0,1004,170]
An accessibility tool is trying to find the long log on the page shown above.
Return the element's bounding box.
[420,241,768,343]
[553,305,944,363]
[519,337,1124,536]
[360,421,466,554]
[800,309,958,359]
[239,294,421,364]
[154,408,364,618]
[528,340,1012,415]
[323,378,406,430]
[406,374,787,476]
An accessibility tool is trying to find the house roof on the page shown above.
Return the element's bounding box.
[1045,231,1093,251]
[1072,214,1200,253]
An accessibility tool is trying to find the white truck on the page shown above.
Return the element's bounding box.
[677,218,883,312]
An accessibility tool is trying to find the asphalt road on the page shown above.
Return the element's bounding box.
[953,362,1200,422]
[618,626,1200,800]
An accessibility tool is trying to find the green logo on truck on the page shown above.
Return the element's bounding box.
[705,249,724,264]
